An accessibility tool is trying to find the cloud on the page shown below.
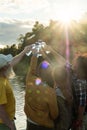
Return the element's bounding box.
[0,18,34,46]
[0,0,86,22]
[0,44,5,49]
[0,0,49,15]
[0,0,87,47]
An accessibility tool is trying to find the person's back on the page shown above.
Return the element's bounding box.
[24,55,58,130]
[53,65,73,130]
[55,87,73,130]
[25,82,58,128]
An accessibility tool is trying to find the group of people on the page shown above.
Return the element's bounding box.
[0,44,87,130]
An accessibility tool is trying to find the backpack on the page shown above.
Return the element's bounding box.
[54,88,73,130]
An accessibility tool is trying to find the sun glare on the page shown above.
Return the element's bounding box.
[53,6,82,25]
[58,12,73,24]
[0,44,5,48]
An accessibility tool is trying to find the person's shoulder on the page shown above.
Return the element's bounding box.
[0,76,6,82]
[0,77,7,89]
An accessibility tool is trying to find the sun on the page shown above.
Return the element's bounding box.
[58,12,73,24]
[59,11,75,23]
[52,6,82,25]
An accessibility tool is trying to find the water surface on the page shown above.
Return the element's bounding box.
[10,76,26,130]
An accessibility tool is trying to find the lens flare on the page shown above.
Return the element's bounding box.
[35,78,42,85]
[41,61,49,69]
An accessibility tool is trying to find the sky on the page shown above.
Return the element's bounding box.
[0,0,87,48]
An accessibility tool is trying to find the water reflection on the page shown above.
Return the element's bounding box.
[10,76,26,130]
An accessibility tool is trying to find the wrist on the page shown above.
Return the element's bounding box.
[33,53,38,57]
[22,49,27,55]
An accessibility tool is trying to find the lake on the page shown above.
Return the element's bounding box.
[10,76,26,130]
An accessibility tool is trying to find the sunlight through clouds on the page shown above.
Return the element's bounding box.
[0,44,5,48]
[0,0,86,21]
[0,0,49,14]
[45,1,85,22]
[0,0,87,45]
[0,17,34,45]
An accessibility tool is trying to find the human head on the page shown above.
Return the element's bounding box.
[0,54,13,77]
[72,53,87,80]
[37,60,54,87]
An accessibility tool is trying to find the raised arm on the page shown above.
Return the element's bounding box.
[41,45,66,66]
[26,55,38,84]
[10,45,32,67]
